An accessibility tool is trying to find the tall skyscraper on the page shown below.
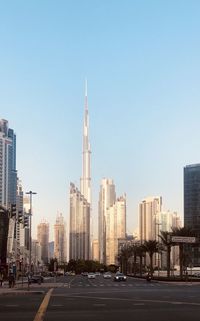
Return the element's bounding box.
[0,119,17,207]
[54,213,67,263]
[0,119,17,265]
[98,178,116,264]
[69,183,90,260]
[139,196,162,243]
[184,164,200,233]
[184,164,200,266]
[158,211,181,269]
[105,195,126,265]
[69,82,91,260]
[80,80,91,205]
[92,239,99,261]
[37,222,49,264]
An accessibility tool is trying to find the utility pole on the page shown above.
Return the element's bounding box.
[26,191,37,276]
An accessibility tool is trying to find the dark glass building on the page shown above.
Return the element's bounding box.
[184,164,200,266]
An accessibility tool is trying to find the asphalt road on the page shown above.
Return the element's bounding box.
[1,275,200,321]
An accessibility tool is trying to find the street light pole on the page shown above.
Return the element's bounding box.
[26,191,37,275]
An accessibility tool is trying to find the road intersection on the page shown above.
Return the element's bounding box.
[1,275,200,321]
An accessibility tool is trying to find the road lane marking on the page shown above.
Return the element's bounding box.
[33,288,53,321]
[68,295,200,307]
[51,304,64,307]
[93,304,106,307]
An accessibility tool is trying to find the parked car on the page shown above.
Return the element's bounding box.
[114,272,126,282]
[81,272,88,276]
[29,275,44,284]
[87,272,96,279]
[95,272,101,276]
[103,272,112,279]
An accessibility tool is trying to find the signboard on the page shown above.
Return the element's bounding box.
[171,236,196,243]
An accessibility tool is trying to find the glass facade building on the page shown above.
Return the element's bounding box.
[184,164,200,266]
[184,164,200,233]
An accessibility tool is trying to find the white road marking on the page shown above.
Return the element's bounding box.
[93,304,106,307]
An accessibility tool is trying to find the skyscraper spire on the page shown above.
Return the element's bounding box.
[85,78,88,99]
[81,80,91,204]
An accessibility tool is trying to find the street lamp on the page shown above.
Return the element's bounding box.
[26,191,37,275]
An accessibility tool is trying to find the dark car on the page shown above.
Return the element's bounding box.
[114,272,126,281]
[29,275,44,284]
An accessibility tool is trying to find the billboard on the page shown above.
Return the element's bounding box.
[171,236,196,243]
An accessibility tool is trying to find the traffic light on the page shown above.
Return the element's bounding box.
[23,215,29,228]
[18,210,23,223]
[10,204,17,218]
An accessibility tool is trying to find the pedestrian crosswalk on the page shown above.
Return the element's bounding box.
[69,282,161,288]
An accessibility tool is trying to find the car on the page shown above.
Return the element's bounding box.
[95,272,101,276]
[103,272,112,279]
[114,272,126,281]
[81,272,88,276]
[87,272,96,279]
[29,275,44,284]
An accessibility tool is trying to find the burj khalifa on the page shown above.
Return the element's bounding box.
[69,81,91,260]
[80,80,91,205]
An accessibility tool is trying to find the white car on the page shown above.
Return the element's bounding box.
[87,272,96,279]
[103,272,112,279]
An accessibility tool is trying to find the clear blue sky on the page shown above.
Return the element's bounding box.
[1,0,200,240]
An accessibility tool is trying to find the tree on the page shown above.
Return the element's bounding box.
[131,244,138,276]
[159,231,173,278]
[118,245,132,274]
[66,259,77,273]
[48,258,58,272]
[144,240,159,277]
[136,245,146,276]
[171,227,195,279]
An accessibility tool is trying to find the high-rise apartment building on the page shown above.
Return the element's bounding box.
[156,210,181,269]
[37,222,49,264]
[69,83,91,260]
[0,119,17,265]
[32,239,42,271]
[92,239,99,261]
[54,213,67,263]
[98,178,116,264]
[69,183,90,260]
[98,179,126,265]
[139,196,162,243]
[184,164,200,266]
[0,119,17,207]
[105,196,126,265]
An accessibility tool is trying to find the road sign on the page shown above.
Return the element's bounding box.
[171,236,196,243]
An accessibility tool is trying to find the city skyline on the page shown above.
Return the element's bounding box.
[1,1,200,240]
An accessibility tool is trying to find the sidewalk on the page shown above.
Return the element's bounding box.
[0,283,45,296]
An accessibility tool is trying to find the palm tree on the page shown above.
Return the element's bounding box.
[171,227,195,279]
[144,240,159,277]
[118,245,132,275]
[130,244,138,276]
[159,231,173,278]
[136,244,146,276]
